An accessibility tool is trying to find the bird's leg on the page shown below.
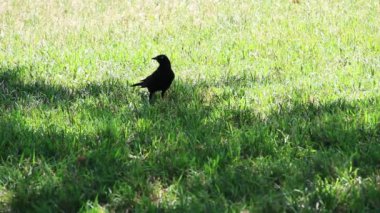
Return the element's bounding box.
[149,92,154,101]
[161,90,166,98]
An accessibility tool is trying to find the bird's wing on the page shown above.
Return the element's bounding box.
[139,71,159,87]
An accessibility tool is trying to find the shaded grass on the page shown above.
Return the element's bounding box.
[1,65,379,211]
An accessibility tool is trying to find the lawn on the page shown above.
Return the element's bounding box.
[0,0,379,212]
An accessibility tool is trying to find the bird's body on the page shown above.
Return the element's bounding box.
[132,55,175,100]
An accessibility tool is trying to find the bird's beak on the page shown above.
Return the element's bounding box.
[152,57,157,60]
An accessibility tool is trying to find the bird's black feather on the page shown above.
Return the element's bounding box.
[132,55,175,100]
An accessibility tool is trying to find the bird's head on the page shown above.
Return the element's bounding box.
[152,54,170,65]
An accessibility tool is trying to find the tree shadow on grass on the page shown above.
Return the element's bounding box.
[115,82,380,211]
[0,66,133,110]
[1,65,379,211]
[160,97,380,212]
[0,66,137,211]
[132,88,380,211]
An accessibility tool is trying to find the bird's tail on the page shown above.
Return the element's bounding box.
[131,82,142,87]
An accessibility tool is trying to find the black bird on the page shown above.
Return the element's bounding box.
[132,54,175,100]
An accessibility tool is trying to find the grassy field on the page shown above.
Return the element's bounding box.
[1,0,380,212]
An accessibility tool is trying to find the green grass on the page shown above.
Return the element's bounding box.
[1,0,380,212]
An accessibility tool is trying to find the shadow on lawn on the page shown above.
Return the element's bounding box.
[1,66,379,211]
[0,66,131,109]
[147,95,380,212]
